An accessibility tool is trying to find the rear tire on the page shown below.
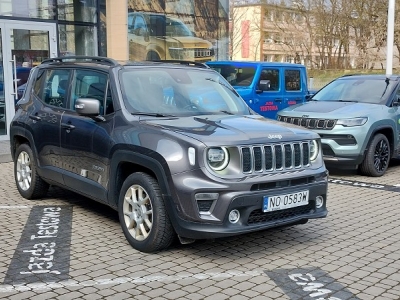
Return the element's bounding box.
[14,143,49,199]
[359,133,390,177]
[118,172,175,253]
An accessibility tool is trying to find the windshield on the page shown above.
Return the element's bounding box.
[313,77,394,104]
[208,65,256,87]
[120,67,250,116]
[148,15,193,37]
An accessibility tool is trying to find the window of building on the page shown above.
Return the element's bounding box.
[57,0,97,23]
[0,1,56,19]
[59,24,97,56]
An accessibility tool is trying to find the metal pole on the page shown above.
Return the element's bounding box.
[386,0,395,77]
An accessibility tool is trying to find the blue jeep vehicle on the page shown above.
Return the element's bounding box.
[206,61,311,119]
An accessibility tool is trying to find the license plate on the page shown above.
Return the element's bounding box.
[263,190,309,212]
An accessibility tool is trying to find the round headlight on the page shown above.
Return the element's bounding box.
[310,140,319,161]
[207,147,229,171]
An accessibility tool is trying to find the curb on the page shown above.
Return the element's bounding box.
[0,153,12,163]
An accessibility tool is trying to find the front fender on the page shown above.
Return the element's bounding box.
[108,149,174,208]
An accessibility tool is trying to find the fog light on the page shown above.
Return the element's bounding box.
[315,196,324,208]
[228,209,240,224]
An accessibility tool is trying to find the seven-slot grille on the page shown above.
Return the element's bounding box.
[278,116,337,130]
[240,142,310,174]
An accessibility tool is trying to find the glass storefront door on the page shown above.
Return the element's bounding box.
[0,20,57,140]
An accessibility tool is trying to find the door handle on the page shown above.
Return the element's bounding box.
[274,98,282,102]
[29,115,41,121]
[61,123,75,130]
[10,55,18,100]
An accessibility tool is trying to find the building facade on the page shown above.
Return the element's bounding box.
[0,0,229,141]
[231,1,395,70]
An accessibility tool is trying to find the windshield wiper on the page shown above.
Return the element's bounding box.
[131,112,176,117]
[219,110,234,115]
[205,78,240,97]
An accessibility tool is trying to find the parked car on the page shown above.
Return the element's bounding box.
[206,61,312,119]
[10,56,328,253]
[277,74,400,177]
[128,12,214,62]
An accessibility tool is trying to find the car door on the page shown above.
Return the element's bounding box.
[60,69,114,202]
[254,67,284,119]
[26,68,71,184]
[128,13,149,61]
[283,67,306,108]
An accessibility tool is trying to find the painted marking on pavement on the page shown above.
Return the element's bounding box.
[3,205,73,285]
[265,267,359,300]
[0,206,30,209]
[329,177,400,193]
[0,270,265,292]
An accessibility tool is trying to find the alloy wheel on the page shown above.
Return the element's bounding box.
[123,184,153,241]
[16,151,32,191]
[373,139,389,173]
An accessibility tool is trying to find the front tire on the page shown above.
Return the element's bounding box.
[359,133,390,177]
[118,172,175,253]
[14,143,49,199]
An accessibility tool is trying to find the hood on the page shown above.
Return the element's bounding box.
[159,36,212,48]
[141,115,317,146]
[280,100,381,117]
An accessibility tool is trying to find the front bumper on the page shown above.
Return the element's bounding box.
[166,169,328,240]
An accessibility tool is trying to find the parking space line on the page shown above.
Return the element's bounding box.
[0,270,266,292]
[329,177,400,193]
[0,206,30,209]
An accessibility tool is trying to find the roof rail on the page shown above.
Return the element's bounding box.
[147,60,210,68]
[41,56,119,67]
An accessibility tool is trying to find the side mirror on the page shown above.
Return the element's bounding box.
[75,98,100,116]
[305,94,314,101]
[258,79,271,92]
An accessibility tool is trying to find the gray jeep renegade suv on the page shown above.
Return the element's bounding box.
[10,56,328,252]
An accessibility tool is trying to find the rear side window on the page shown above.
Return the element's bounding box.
[285,69,301,91]
[34,69,70,108]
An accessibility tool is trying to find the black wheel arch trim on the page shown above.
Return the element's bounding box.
[363,125,395,156]
[10,126,38,162]
[108,150,175,209]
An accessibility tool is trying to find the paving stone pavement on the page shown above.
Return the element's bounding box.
[0,159,400,300]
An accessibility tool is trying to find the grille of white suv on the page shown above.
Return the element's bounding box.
[278,116,337,130]
[240,142,310,174]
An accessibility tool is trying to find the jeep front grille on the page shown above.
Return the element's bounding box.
[278,116,337,130]
[240,142,310,174]
[194,48,214,58]
[169,48,214,60]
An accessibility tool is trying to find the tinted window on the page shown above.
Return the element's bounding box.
[71,70,113,114]
[208,65,256,87]
[313,78,394,104]
[41,69,70,108]
[285,69,301,91]
[260,69,280,91]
